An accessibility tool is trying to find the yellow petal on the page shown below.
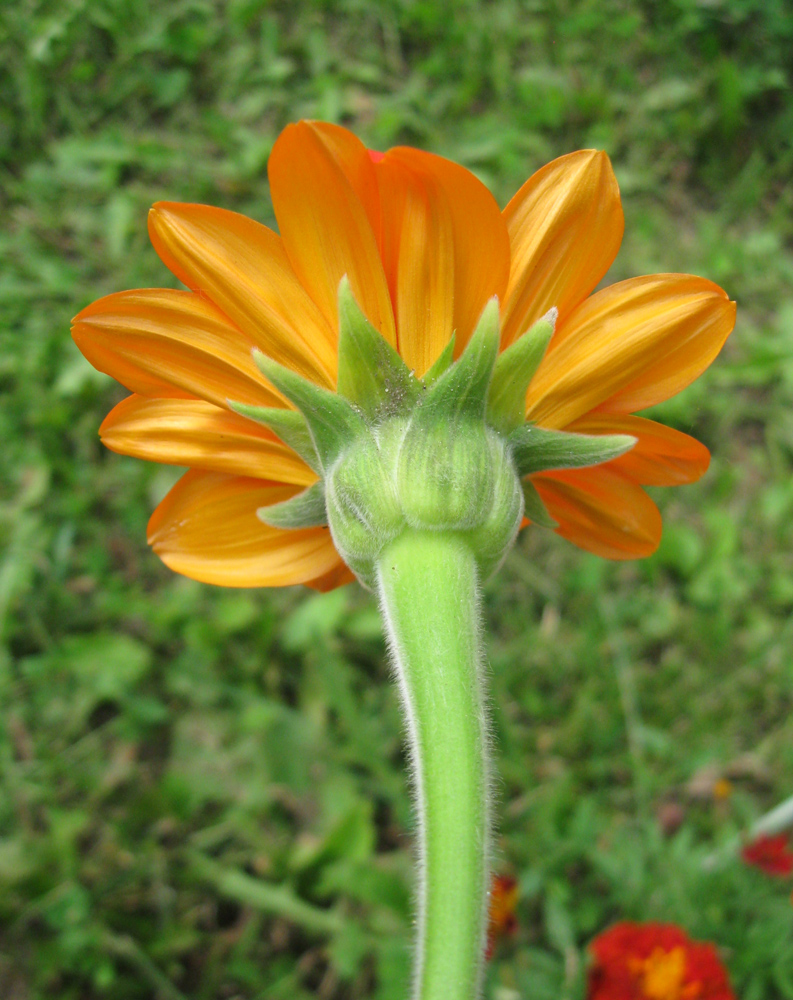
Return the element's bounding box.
[148,202,335,386]
[148,470,342,588]
[268,121,396,346]
[100,395,317,486]
[375,155,455,375]
[383,147,510,356]
[72,289,279,408]
[526,274,736,429]
[566,413,710,486]
[533,466,662,559]
[501,150,624,346]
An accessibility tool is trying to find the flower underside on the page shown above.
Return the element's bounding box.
[71,119,736,590]
[245,278,636,588]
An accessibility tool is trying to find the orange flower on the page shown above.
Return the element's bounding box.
[588,922,735,1000]
[485,874,518,959]
[72,121,735,589]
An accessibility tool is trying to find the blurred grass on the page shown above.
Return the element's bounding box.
[2,1,793,997]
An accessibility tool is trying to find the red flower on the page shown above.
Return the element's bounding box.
[741,833,793,877]
[485,874,518,959]
[588,922,735,1000]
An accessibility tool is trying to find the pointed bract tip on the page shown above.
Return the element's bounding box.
[509,425,638,477]
[415,295,501,419]
[336,275,417,419]
[251,346,270,378]
[251,347,277,380]
[470,296,501,348]
[257,481,327,530]
[486,310,556,435]
[480,295,500,322]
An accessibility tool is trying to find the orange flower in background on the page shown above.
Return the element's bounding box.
[485,874,518,959]
[72,120,735,589]
[588,922,735,1000]
[741,833,793,877]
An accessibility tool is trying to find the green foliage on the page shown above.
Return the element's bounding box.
[2,0,793,997]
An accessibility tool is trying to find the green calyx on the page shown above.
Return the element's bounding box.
[230,280,637,588]
[257,480,327,529]
[228,402,321,474]
[336,277,420,419]
[508,423,636,477]
[487,309,556,434]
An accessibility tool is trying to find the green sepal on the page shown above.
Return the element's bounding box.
[509,424,636,477]
[415,298,499,423]
[325,434,404,590]
[421,333,456,387]
[228,402,321,474]
[336,276,419,420]
[257,480,328,529]
[521,478,557,529]
[487,309,556,435]
[253,350,367,470]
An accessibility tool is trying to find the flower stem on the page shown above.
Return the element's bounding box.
[377,530,490,1000]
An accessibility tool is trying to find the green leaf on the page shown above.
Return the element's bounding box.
[509,424,636,476]
[253,351,367,469]
[280,589,349,653]
[228,402,321,474]
[421,333,456,387]
[487,309,556,434]
[415,298,499,423]
[186,851,343,936]
[544,888,575,956]
[328,920,370,979]
[257,481,327,529]
[521,478,557,528]
[63,633,152,700]
[337,276,419,420]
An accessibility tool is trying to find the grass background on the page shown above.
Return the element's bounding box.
[3,0,793,997]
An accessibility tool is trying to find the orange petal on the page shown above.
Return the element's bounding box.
[533,466,662,559]
[72,289,279,408]
[375,155,455,375]
[566,413,710,486]
[501,150,624,347]
[268,121,396,346]
[308,561,356,592]
[382,147,510,356]
[525,275,736,429]
[148,470,343,588]
[148,203,335,386]
[307,121,382,243]
[100,395,317,486]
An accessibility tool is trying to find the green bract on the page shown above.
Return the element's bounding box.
[233,279,637,589]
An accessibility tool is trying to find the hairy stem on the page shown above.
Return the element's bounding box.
[377,530,490,1000]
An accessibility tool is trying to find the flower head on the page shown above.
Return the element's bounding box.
[72,121,735,589]
[741,832,793,877]
[588,922,735,1000]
